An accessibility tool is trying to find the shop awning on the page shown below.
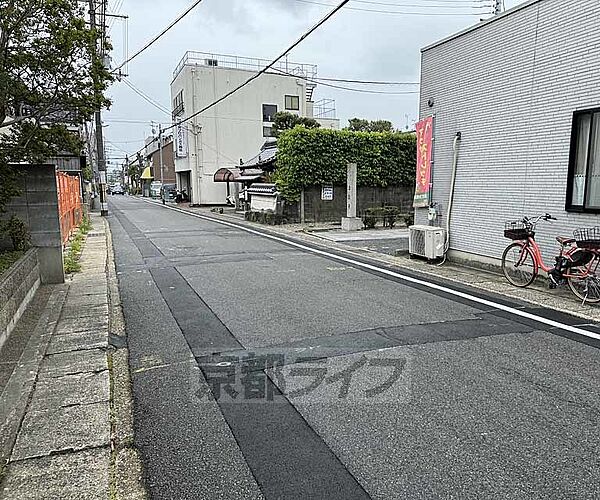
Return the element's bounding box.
[140,166,153,180]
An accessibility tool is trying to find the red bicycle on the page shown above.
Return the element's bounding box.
[501,214,600,303]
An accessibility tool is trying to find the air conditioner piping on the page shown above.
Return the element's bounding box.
[440,131,461,265]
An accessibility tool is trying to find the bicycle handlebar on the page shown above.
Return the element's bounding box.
[522,213,557,228]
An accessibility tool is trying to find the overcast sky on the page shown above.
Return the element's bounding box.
[103,0,525,167]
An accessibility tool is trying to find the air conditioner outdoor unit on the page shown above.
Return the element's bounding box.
[408,225,446,259]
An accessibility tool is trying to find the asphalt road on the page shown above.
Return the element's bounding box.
[108,196,600,500]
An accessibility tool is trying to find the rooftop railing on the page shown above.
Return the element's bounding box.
[313,98,336,119]
[173,51,317,80]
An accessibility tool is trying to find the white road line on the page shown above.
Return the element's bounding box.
[143,200,600,342]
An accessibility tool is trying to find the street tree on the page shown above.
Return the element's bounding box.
[0,0,112,212]
[346,118,395,133]
[128,160,142,195]
[271,111,320,137]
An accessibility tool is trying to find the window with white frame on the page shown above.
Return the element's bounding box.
[285,95,300,111]
[567,108,600,211]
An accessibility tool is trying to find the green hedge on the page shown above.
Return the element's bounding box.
[273,127,416,201]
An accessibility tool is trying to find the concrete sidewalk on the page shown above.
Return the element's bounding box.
[0,214,145,499]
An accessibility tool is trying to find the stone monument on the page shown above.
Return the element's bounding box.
[341,163,362,231]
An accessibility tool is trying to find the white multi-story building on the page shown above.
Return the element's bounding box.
[170,51,339,205]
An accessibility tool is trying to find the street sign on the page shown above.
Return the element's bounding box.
[321,185,334,201]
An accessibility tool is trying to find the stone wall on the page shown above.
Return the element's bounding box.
[0,249,40,350]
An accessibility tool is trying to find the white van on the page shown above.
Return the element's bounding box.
[150,181,162,198]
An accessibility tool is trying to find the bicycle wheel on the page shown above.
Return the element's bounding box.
[502,242,537,287]
[568,269,600,303]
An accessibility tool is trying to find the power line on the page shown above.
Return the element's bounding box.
[168,0,351,132]
[103,118,169,124]
[106,138,146,144]
[270,67,418,94]
[355,0,491,3]
[106,140,131,154]
[290,0,491,15]
[117,78,242,163]
[313,76,418,85]
[350,0,491,8]
[107,0,125,30]
[114,1,352,159]
[309,80,418,94]
[122,78,171,114]
[111,0,204,73]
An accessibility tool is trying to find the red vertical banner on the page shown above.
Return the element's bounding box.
[413,116,434,208]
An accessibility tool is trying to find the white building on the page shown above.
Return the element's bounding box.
[170,51,339,205]
[416,0,600,268]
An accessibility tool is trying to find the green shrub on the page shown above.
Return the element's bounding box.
[2,216,31,251]
[63,220,91,274]
[64,252,81,273]
[362,214,377,229]
[79,216,92,234]
[274,127,416,202]
[0,250,25,276]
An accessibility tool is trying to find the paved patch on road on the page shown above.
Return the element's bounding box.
[110,203,264,500]
[277,331,600,499]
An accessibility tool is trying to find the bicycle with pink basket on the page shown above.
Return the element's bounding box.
[501,213,600,303]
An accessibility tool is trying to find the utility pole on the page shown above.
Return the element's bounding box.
[136,152,144,196]
[158,124,165,204]
[494,0,504,14]
[88,0,108,216]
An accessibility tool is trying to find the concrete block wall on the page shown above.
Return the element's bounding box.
[0,249,40,350]
[3,165,64,284]
[285,186,414,223]
[417,0,600,265]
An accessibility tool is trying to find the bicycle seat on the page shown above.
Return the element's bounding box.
[556,236,576,245]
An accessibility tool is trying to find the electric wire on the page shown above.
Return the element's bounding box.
[269,67,419,94]
[290,0,492,15]
[166,0,351,132]
[111,0,205,73]
[350,0,492,8]
[313,76,418,85]
[117,78,240,163]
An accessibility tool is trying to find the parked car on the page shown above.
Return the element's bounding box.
[161,183,177,201]
[111,184,125,195]
[150,181,162,198]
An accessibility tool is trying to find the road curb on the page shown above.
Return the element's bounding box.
[104,216,147,500]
